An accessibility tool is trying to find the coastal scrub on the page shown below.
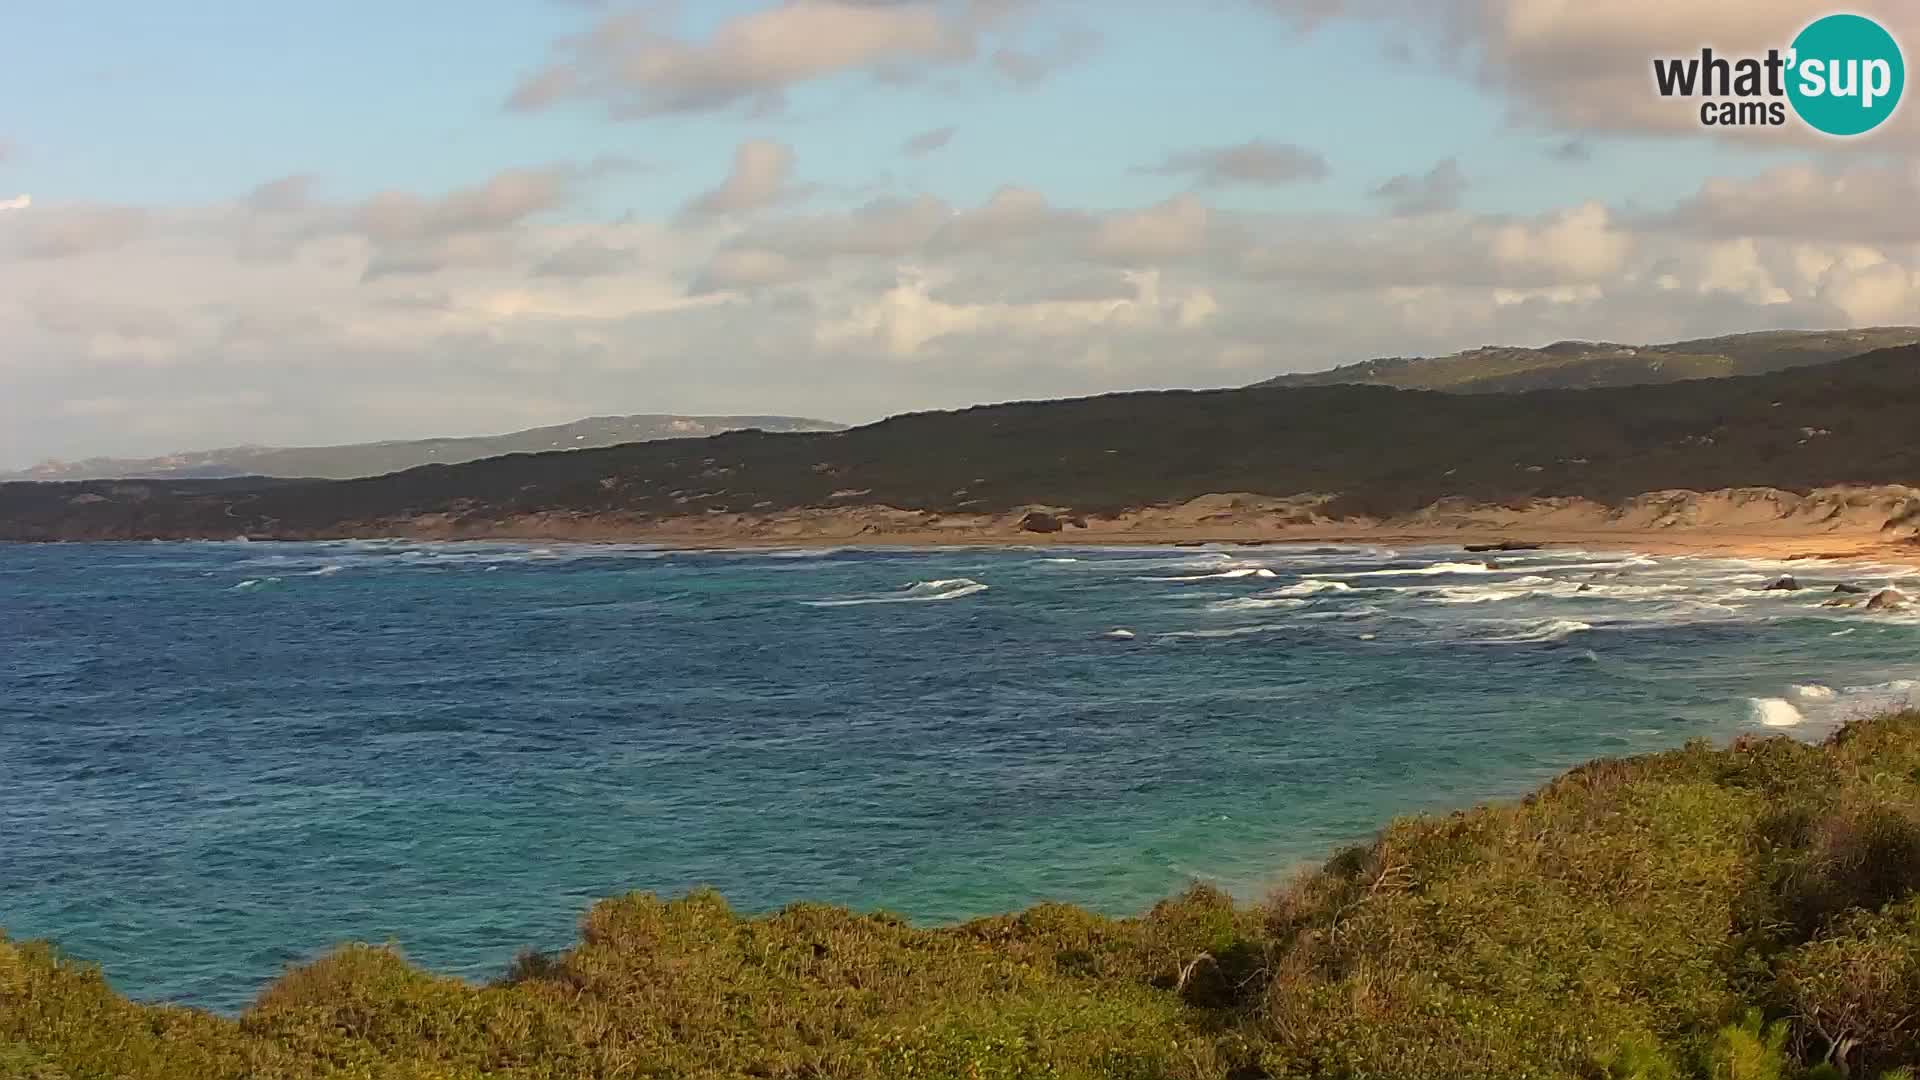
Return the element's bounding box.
[5,712,1920,1079]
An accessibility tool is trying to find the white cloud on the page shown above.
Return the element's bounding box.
[1373,158,1466,215]
[817,269,1217,358]
[0,194,29,212]
[1486,202,1633,282]
[1258,0,1920,143]
[508,1,1051,117]
[1092,195,1214,261]
[681,139,800,217]
[1660,161,1920,244]
[6,156,1917,470]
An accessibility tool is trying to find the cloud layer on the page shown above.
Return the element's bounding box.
[5,2,1918,469]
[509,1,1069,117]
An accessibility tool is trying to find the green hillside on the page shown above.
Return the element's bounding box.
[6,343,1920,540]
[1255,327,1920,393]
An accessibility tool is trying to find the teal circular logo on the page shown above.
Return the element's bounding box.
[1787,13,1905,136]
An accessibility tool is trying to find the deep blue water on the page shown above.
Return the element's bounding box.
[2,540,1917,1011]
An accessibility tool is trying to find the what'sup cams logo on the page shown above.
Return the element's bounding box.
[1653,13,1905,135]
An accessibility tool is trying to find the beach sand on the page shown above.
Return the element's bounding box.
[386,484,1920,567]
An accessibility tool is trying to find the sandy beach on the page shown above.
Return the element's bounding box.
[384,483,1920,568]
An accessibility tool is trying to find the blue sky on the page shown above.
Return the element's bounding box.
[1,0,1915,466]
[0,1,1807,214]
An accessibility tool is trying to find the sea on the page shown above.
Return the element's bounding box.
[3,539,1918,1011]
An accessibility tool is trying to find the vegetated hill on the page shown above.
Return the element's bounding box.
[1254,326,1920,393]
[5,343,1920,541]
[0,414,846,482]
[6,713,1920,1078]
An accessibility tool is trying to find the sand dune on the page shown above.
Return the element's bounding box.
[387,483,1920,565]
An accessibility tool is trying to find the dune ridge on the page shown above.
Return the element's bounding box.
[379,483,1920,564]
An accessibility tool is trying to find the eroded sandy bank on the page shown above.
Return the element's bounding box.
[381,484,1920,565]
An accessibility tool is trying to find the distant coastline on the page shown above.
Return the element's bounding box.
[220,485,1920,569]
[7,486,1920,571]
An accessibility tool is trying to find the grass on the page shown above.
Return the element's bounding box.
[6,712,1920,1079]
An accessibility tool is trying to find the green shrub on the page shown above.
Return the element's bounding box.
[4,712,1919,1079]
[1777,897,1920,1077]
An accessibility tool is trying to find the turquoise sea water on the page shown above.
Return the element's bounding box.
[3,540,1918,1011]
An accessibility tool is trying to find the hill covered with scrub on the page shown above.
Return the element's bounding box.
[6,712,1920,1079]
[0,414,846,483]
[5,343,1920,541]
[1253,327,1920,394]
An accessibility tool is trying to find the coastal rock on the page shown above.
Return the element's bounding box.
[1465,540,1543,553]
[1820,597,1857,608]
[1832,583,1868,594]
[1762,575,1800,592]
[1866,588,1910,611]
[1019,511,1063,534]
[1064,514,1089,529]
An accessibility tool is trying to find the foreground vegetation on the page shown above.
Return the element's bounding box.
[7,712,1920,1079]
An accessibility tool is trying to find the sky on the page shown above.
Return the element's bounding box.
[1,0,1917,468]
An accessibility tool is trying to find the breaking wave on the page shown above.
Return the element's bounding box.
[803,578,990,606]
[1472,618,1593,644]
[1748,698,1805,727]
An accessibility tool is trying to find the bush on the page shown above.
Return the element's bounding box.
[1777,898,1920,1076]
[3,712,1919,1078]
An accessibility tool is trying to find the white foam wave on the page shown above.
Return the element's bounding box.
[1261,579,1353,597]
[1327,560,1494,578]
[1293,604,1386,621]
[804,578,990,606]
[1746,679,1917,733]
[1419,577,1689,605]
[1473,618,1592,644]
[1158,624,1287,640]
[1748,697,1805,727]
[1325,558,1655,581]
[1139,567,1278,582]
[1207,596,1308,612]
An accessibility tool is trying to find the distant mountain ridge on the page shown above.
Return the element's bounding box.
[1254,327,1920,393]
[9,343,1920,543]
[4,414,847,482]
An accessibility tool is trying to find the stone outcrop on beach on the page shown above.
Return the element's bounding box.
[1867,588,1911,612]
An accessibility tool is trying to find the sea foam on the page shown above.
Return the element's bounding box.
[1748,698,1806,727]
[1139,567,1278,582]
[804,578,990,606]
[1261,579,1353,597]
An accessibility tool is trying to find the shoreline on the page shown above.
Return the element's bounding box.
[359,485,1920,569]
[9,484,1919,569]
